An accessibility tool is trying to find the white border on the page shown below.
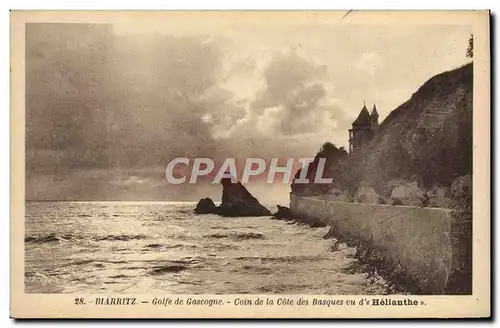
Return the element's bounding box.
[4,1,497,327]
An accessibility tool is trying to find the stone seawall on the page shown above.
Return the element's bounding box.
[290,194,471,294]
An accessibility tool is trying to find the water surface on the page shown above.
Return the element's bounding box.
[25,201,392,294]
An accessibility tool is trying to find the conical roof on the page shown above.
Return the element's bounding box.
[352,105,371,126]
[371,104,379,117]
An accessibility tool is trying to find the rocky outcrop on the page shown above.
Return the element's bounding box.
[272,205,293,220]
[194,197,217,214]
[216,177,271,217]
[195,177,271,217]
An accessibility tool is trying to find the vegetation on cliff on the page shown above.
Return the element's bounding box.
[292,142,348,195]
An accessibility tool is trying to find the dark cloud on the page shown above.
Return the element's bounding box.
[26,24,333,200]
[26,24,242,175]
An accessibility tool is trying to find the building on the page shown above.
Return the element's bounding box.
[348,102,379,153]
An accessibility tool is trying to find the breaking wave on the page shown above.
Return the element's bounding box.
[204,232,265,241]
[25,201,397,294]
[25,233,147,244]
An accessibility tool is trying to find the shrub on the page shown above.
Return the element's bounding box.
[355,186,380,204]
[391,198,404,206]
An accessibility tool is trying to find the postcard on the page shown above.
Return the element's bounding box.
[10,10,490,318]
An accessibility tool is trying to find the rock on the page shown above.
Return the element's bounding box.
[194,197,217,214]
[323,226,336,239]
[194,177,271,217]
[272,205,292,220]
[216,177,271,217]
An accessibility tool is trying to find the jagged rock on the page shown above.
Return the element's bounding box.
[215,177,271,217]
[272,205,292,220]
[194,177,271,217]
[194,197,217,214]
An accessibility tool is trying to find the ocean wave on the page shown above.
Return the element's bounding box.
[171,259,201,265]
[146,257,205,275]
[148,264,188,275]
[204,232,265,241]
[256,283,313,293]
[96,234,147,241]
[233,265,273,275]
[142,243,199,251]
[203,243,239,251]
[108,274,130,279]
[25,233,74,244]
[25,233,147,244]
[144,243,162,248]
[235,255,326,263]
[70,259,95,266]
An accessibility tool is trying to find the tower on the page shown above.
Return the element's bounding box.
[371,104,379,128]
[348,102,379,154]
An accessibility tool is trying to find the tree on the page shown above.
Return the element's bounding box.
[291,141,348,195]
[466,34,473,59]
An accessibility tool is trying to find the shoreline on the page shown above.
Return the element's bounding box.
[271,214,411,295]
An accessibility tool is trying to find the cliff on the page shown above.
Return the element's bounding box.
[294,63,473,205]
[287,63,473,295]
[355,63,472,193]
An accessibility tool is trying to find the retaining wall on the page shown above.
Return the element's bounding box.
[290,194,470,294]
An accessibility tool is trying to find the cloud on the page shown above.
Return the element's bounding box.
[255,106,284,136]
[249,51,345,136]
[353,52,383,75]
[26,26,243,173]
[112,175,151,187]
[25,25,334,200]
[25,23,471,201]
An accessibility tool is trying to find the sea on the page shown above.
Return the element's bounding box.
[25,201,395,294]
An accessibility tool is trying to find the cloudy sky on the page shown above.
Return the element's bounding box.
[25,18,471,201]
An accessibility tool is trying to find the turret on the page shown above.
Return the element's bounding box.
[349,102,375,153]
[351,103,371,127]
[371,104,379,128]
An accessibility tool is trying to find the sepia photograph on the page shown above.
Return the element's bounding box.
[10,10,490,318]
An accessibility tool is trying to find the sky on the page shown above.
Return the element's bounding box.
[25,18,471,202]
